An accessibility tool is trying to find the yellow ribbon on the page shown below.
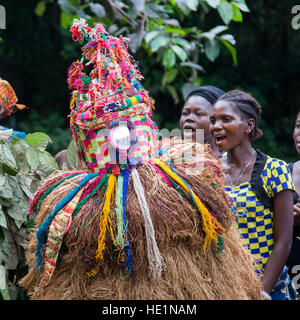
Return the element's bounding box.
[152,158,225,251]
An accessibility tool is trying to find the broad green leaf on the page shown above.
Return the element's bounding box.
[8,175,24,199]
[0,250,4,265]
[35,1,46,16]
[11,139,27,154]
[0,287,10,300]
[150,35,169,52]
[36,165,57,180]
[166,85,179,104]
[0,265,6,290]
[168,0,177,5]
[231,2,243,22]
[6,199,28,223]
[0,129,13,140]
[60,11,75,29]
[144,3,160,19]
[0,176,5,187]
[0,229,10,255]
[89,3,106,18]
[174,0,190,14]
[6,281,17,300]
[220,33,236,45]
[69,0,80,5]
[12,147,30,174]
[17,173,33,198]
[2,164,18,176]
[25,132,52,151]
[0,205,7,229]
[204,39,220,61]
[182,82,196,100]
[180,62,204,72]
[164,26,186,35]
[4,230,19,270]
[206,0,220,8]
[162,69,179,86]
[58,0,77,15]
[171,45,187,62]
[163,19,181,27]
[0,142,17,169]
[162,48,176,69]
[232,0,250,12]
[217,36,237,65]
[186,0,199,11]
[156,18,163,26]
[144,30,160,44]
[39,151,58,169]
[0,179,13,199]
[67,140,81,169]
[129,31,144,52]
[25,147,40,170]
[172,37,191,50]
[201,25,228,40]
[199,0,210,13]
[217,2,233,25]
[144,2,168,19]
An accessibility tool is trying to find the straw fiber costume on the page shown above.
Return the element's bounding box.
[20,20,263,300]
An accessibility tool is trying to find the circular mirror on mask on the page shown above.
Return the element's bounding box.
[109,125,131,150]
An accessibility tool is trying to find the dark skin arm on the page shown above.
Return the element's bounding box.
[261,189,294,294]
[292,161,300,225]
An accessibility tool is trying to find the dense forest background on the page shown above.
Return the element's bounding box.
[0,0,300,162]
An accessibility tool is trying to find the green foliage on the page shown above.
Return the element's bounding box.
[66,139,81,169]
[54,0,249,103]
[1,0,298,165]
[0,131,57,300]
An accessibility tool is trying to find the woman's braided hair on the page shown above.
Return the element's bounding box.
[217,89,263,141]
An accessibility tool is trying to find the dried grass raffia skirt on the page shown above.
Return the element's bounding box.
[20,139,263,300]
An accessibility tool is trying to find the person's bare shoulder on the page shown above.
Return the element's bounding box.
[55,149,68,170]
[293,160,300,174]
[292,160,300,195]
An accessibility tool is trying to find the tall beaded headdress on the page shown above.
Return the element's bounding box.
[67,19,158,174]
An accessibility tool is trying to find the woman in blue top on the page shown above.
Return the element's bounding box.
[209,89,296,300]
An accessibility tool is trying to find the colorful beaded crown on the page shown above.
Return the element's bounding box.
[68,19,158,174]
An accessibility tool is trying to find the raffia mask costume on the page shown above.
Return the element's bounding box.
[20,19,263,300]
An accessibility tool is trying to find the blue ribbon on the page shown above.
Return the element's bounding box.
[34,172,99,271]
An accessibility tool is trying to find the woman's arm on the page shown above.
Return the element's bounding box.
[261,189,294,294]
[292,161,300,225]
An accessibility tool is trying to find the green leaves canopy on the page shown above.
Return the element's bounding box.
[42,0,250,103]
[0,132,57,300]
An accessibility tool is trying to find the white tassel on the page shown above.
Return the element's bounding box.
[71,18,88,33]
[131,168,163,279]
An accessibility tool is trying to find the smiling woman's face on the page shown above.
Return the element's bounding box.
[180,96,213,143]
[209,100,247,153]
[294,112,300,154]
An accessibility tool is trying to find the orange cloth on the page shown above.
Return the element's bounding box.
[0,79,27,118]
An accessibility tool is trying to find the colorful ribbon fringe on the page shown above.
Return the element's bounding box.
[31,159,225,284]
[151,158,225,252]
[32,170,134,284]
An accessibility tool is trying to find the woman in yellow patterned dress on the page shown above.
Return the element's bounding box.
[209,89,297,300]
